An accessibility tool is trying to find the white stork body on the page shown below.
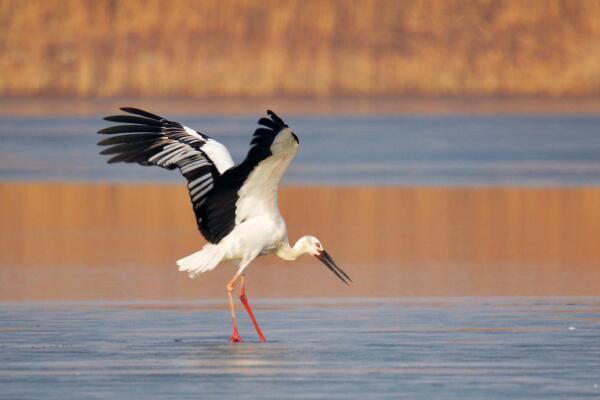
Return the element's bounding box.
[177,213,288,276]
[98,108,351,342]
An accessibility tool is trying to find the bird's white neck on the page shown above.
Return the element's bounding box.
[276,236,313,261]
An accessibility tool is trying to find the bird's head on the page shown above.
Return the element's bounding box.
[299,235,352,285]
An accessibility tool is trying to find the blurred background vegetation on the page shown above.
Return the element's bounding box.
[1,0,599,99]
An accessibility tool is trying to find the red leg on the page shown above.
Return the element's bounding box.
[239,275,266,342]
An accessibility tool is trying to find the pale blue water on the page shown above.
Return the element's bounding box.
[1,298,599,399]
[1,114,600,185]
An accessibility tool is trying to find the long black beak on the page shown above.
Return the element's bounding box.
[315,250,352,285]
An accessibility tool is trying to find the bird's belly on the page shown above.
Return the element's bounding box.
[222,215,286,260]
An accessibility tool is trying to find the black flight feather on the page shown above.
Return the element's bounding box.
[97,125,162,135]
[103,115,164,126]
[119,107,163,121]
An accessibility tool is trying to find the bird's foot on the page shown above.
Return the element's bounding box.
[230,327,243,343]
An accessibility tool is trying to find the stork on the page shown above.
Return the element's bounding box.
[97,108,351,342]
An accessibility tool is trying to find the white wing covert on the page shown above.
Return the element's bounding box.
[195,110,299,243]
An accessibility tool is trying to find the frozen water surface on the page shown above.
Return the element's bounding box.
[1,297,599,399]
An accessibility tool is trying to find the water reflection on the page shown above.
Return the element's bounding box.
[2,114,600,185]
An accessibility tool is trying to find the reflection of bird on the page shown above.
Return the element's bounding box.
[97,108,351,342]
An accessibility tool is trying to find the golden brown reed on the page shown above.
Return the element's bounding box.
[1,182,600,301]
[1,0,600,98]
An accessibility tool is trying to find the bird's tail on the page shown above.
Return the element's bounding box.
[177,244,226,278]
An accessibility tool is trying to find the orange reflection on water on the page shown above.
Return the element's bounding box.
[1,182,600,300]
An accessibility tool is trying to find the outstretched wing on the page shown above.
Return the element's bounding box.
[97,107,235,239]
[197,110,299,243]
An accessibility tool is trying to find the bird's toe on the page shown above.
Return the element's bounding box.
[230,335,243,343]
